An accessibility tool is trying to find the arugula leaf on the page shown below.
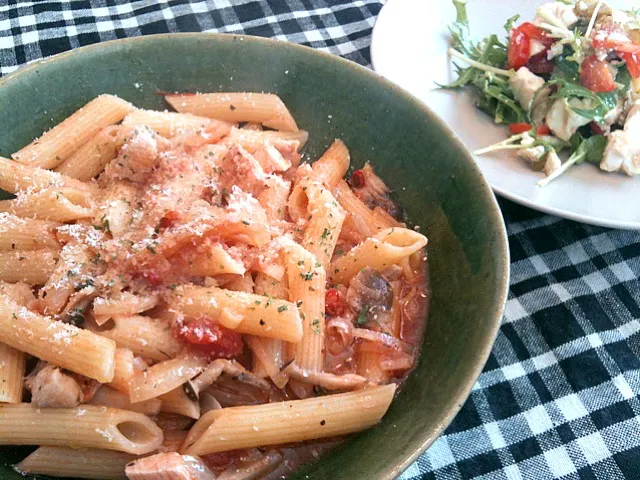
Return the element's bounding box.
[538,134,607,186]
[452,0,469,27]
[583,135,607,164]
[503,14,520,34]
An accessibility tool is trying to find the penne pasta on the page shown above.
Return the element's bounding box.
[0,156,100,197]
[0,249,58,285]
[0,404,162,454]
[0,213,60,251]
[180,242,246,277]
[55,125,125,181]
[311,139,350,187]
[181,384,396,454]
[0,186,94,222]
[129,353,208,403]
[16,446,137,480]
[283,242,326,372]
[122,109,231,139]
[157,429,189,453]
[90,386,162,415]
[173,285,303,343]
[0,342,25,403]
[166,92,298,131]
[108,348,135,394]
[12,94,133,169]
[90,315,182,362]
[223,126,308,150]
[329,227,428,284]
[95,180,137,236]
[332,179,389,241]
[0,294,115,382]
[93,292,159,319]
[301,181,346,269]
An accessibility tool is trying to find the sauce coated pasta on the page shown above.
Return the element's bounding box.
[0,92,428,479]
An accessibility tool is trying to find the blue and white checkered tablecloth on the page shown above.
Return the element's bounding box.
[1,1,640,479]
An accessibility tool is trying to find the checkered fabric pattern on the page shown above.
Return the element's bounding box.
[1,1,639,479]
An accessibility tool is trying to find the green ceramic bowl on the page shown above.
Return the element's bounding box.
[0,34,509,480]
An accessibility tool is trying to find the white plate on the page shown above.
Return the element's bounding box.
[371,0,639,229]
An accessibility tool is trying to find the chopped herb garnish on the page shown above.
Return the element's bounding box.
[356,306,369,326]
[146,245,156,254]
[301,272,314,281]
[277,305,288,313]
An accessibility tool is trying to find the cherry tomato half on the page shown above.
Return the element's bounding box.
[508,123,551,135]
[173,317,244,359]
[580,55,616,93]
[508,28,531,69]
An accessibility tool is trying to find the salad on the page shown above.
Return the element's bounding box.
[444,0,640,186]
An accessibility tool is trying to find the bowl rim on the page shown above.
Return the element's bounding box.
[0,32,510,479]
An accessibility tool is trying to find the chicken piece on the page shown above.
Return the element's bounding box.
[543,149,562,176]
[25,364,84,408]
[534,2,578,29]
[600,102,640,176]
[518,145,545,165]
[509,67,549,122]
[125,452,214,480]
[545,98,592,141]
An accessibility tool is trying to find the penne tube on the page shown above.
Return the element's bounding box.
[90,315,182,362]
[0,294,116,382]
[108,348,135,394]
[93,292,159,319]
[159,386,200,420]
[181,242,246,277]
[55,125,124,181]
[0,342,25,403]
[0,213,60,251]
[301,181,346,269]
[12,94,133,169]
[332,179,389,241]
[0,187,94,222]
[166,92,298,132]
[181,384,396,455]
[0,249,58,285]
[311,139,350,187]
[283,242,326,371]
[0,404,163,454]
[122,109,231,139]
[174,285,302,343]
[16,446,138,480]
[224,127,308,150]
[329,227,428,284]
[129,353,208,403]
[0,156,100,197]
[90,386,162,415]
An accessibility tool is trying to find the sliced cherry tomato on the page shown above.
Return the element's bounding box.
[580,55,616,93]
[620,52,640,78]
[325,288,346,317]
[508,123,551,135]
[508,28,531,69]
[518,22,553,46]
[173,317,244,359]
[349,169,366,188]
[592,23,640,54]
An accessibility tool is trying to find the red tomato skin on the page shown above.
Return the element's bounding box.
[173,317,244,359]
[349,170,366,188]
[518,22,552,44]
[621,52,640,78]
[592,24,640,54]
[508,29,531,69]
[580,55,616,92]
[508,123,551,135]
[325,289,346,317]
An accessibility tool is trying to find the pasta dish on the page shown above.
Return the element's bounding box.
[0,92,428,479]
